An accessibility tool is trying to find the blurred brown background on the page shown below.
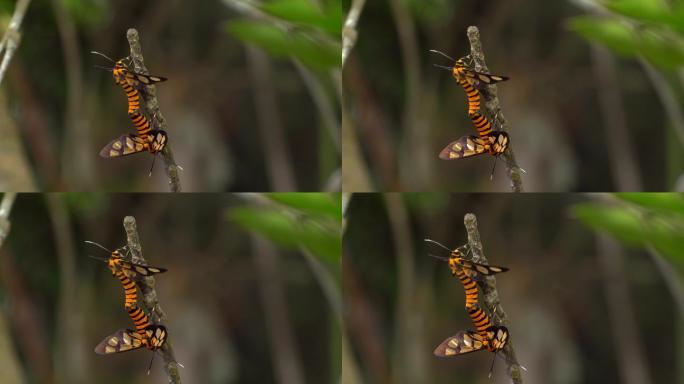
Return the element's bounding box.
[343,193,681,384]
[342,0,684,191]
[0,0,340,192]
[0,193,340,383]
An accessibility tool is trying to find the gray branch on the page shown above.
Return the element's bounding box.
[0,0,31,86]
[342,0,366,67]
[125,29,182,192]
[466,26,524,192]
[463,213,524,383]
[0,193,17,248]
[122,216,181,383]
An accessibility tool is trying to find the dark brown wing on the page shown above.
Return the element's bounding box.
[434,330,488,357]
[439,131,509,160]
[99,130,167,158]
[95,328,144,354]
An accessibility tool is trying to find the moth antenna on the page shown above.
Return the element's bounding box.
[427,253,449,262]
[84,240,112,254]
[148,154,157,177]
[429,49,455,62]
[424,238,452,252]
[90,50,115,63]
[495,352,528,372]
[93,64,114,71]
[490,157,498,180]
[86,254,108,262]
[488,352,497,379]
[432,64,453,71]
[146,351,155,375]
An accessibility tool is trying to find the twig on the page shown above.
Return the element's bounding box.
[463,213,523,383]
[590,45,642,190]
[0,193,17,248]
[251,235,306,384]
[293,61,340,153]
[342,0,366,67]
[47,195,89,382]
[466,26,524,192]
[122,216,181,383]
[246,46,297,191]
[639,58,684,150]
[125,29,183,192]
[0,0,31,86]
[596,234,652,384]
[385,194,426,383]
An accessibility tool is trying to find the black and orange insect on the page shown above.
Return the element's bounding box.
[430,50,509,116]
[425,239,514,374]
[91,51,168,166]
[438,131,509,161]
[86,241,169,369]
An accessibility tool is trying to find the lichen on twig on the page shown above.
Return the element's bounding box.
[463,213,524,383]
[122,216,181,383]
[125,29,182,192]
[342,0,366,67]
[466,26,524,192]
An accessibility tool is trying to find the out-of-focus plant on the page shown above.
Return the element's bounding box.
[229,193,341,265]
[569,0,684,69]
[226,0,340,71]
[572,193,684,272]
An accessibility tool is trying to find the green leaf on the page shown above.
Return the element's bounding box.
[266,193,342,221]
[605,0,672,24]
[616,193,684,217]
[569,16,640,56]
[261,0,342,36]
[570,202,645,246]
[227,20,340,70]
[229,207,341,263]
[637,29,684,68]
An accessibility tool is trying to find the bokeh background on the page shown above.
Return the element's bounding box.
[0,0,340,192]
[342,0,684,191]
[0,192,341,383]
[343,193,684,383]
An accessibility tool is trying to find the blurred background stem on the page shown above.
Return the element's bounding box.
[251,235,306,384]
[596,234,651,384]
[247,46,297,191]
[590,44,642,191]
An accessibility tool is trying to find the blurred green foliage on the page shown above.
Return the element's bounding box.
[572,193,684,271]
[62,0,106,27]
[226,0,341,70]
[569,0,684,68]
[229,193,341,264]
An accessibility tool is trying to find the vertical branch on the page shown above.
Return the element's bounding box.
[463,213,523,383]
[246,46,297,191]
[0,0,31,86]
[47,195,89,382]
[125,29,183,192]
[0,193,16,247]
[251,235,306,384]
[52,0,95,190]
[122,216,181,384]
[596,234,652,384]
[466,26,524,192]
[385,195,426,383]
[342,0,366,67]
[590,45,642,190]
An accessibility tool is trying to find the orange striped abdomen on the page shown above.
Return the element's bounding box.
[467,304,493,337]
[113,269,138,310]
[453,66,481,116]
[454,267,479,309]
[130,112,152,139]
[127,305,152,333]
[470,113,493,138]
